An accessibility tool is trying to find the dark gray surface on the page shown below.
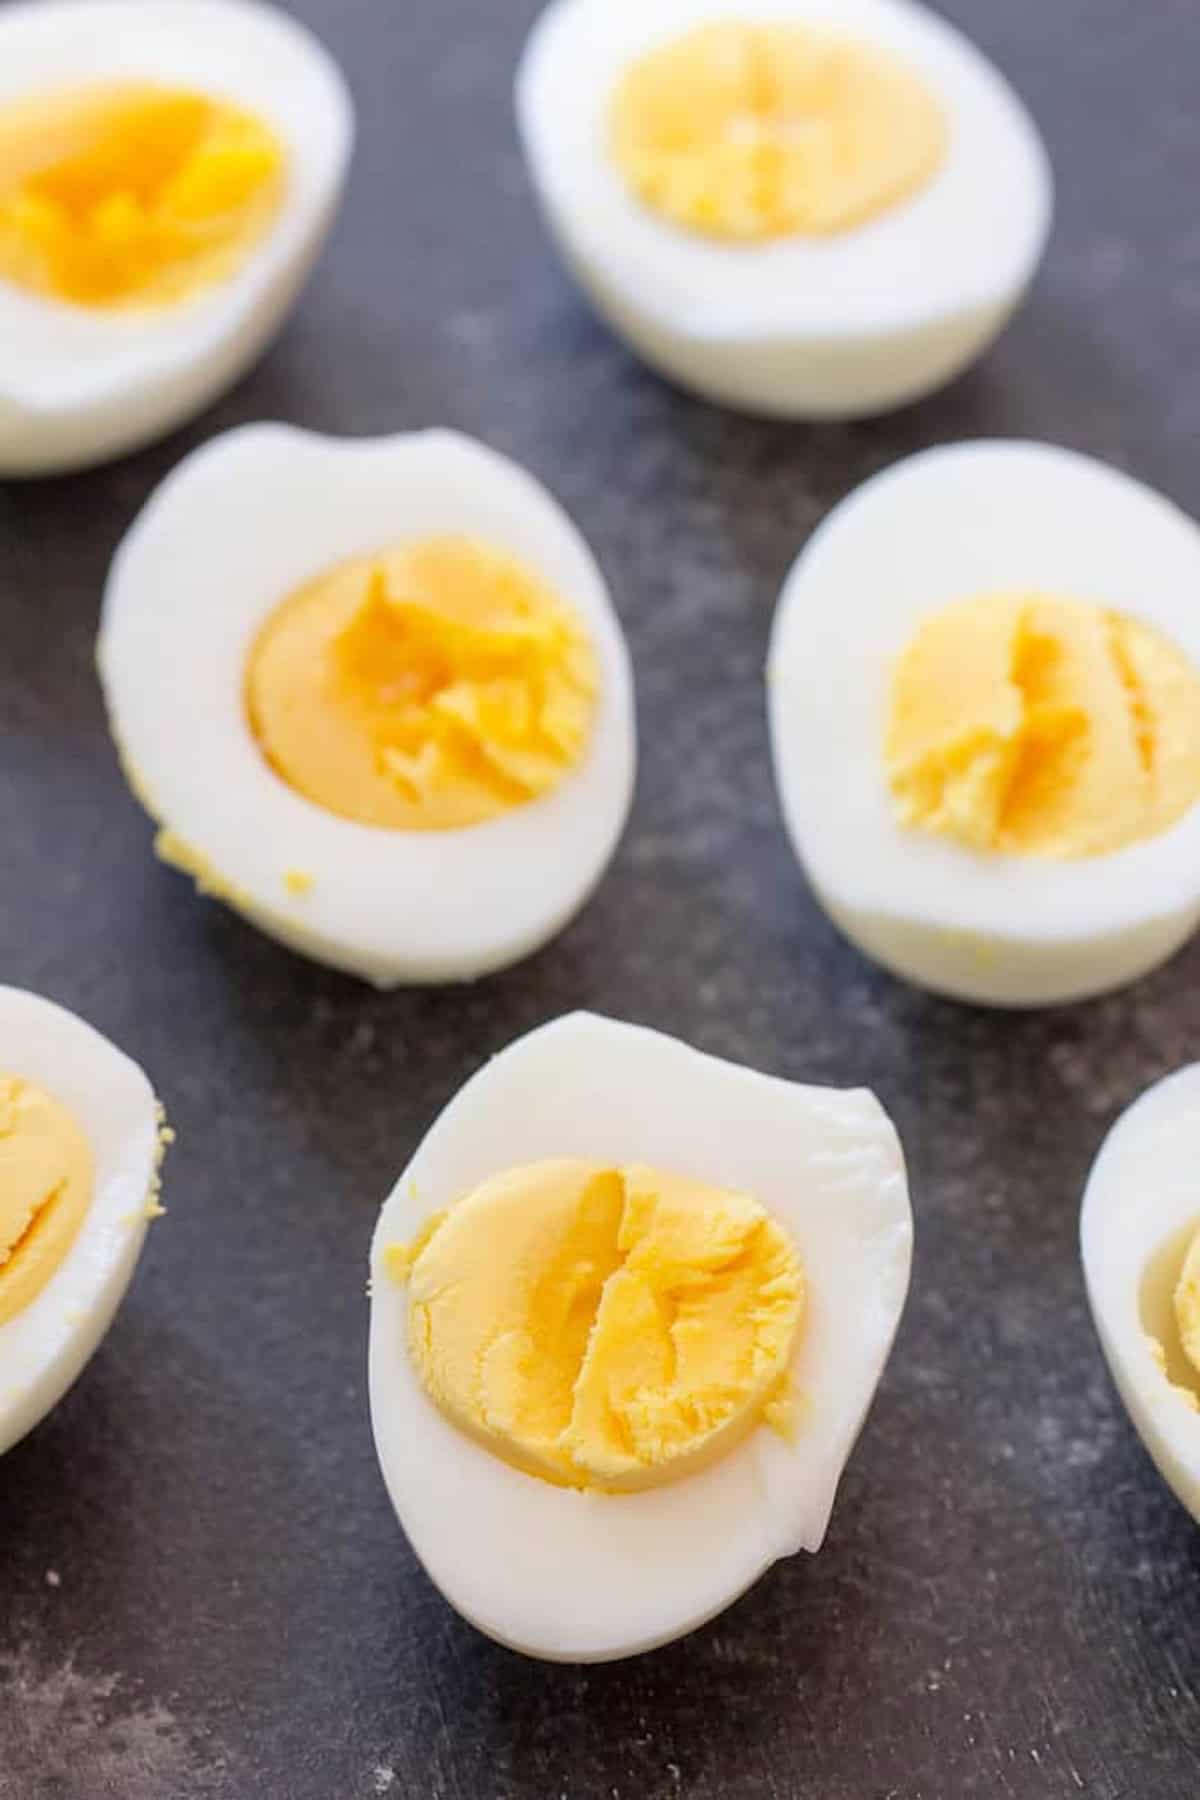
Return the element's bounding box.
[2,0,1200,1794]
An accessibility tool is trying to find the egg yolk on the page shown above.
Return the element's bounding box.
[0,82,285,308]
[1173,1225,1200,1392]
[0,1076,94,1326]
[387,1159,804,1493]
[245,538,599,831]
[608,22,946,242]
[886,593,1200,859]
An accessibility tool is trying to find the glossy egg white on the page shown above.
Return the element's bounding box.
[516,0,1051,419]
[0,0,353,476]
[368,1012,912,1662]
[0,987,165,1459]
[98,426,636,986]
[768,441,1200,1007]
[1081,1065,1200,1524]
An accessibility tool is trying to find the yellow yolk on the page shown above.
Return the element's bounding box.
[245,537,599,832]
[0,82,285,308]
[0,1076,94,1325]
[388,1159,805,1492]
[886,593,1200,859]
[1173,1225,1200,1384]
[609,22,946,242]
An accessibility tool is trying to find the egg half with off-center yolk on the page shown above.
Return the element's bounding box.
[767,441,1200,1008]
[97,426,636,985]
[1081,1065,1200,1526]
[516,0,1051,419]
[368,1012,912,1661]
[0,986,168,1458]
[0,0,352,476]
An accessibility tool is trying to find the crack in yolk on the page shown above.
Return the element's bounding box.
[0,1076,94,1325]
[0,81,285,308]
[387,1160,805,1492]
[608,21,946,242]
[245,537,599,831]
[885,592,1200,858]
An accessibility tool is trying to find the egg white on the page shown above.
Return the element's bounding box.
[368,1012,912,1662]
[1081,1065,1200,1525]
[97,426,637,986]
[0,0,353,476]
[0,987,164,1459]
[767,440,1200,1007]
[516,0,1051,418]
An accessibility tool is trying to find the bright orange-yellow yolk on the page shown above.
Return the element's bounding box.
[0,1075,94,1325]
[387,1159,805,1493]
[245,537,599,832]
[609,21,946,242]
[886,593,1200,858]
[0,82,285,308]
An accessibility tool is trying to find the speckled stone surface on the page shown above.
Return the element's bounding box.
[3,0,1200,1794]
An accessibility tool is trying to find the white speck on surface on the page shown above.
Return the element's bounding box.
[0,1647,228,1798]
[372,1767,396,1794]
[44,1571,60,1589]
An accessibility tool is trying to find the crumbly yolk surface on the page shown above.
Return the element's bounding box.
[388,1159,805,1492]
[0,1076,94,1326]
[1174,1225,1200,1388]
[246,537,598,832]
[0,82,285,308]
[886,593,1200,859]
[608,22,946,242]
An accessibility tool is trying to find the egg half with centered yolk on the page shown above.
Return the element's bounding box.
[368,1012,912,1662]
[516,0,1051,418]
[0,986,167,1458]
[768,441,1200,1007]
[0,0,352,475]
[1081,1065,1200,1526]
[97,426,636,985]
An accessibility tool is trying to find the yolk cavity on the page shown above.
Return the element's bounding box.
[609,22,946,242]
[0,82,285,308]
[246,537,599,831]
[886,593,1200,859]
[388,1159,805,1492]
[0,1076,94,1325]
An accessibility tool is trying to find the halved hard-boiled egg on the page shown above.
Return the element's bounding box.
[0,986,167,1458]
[368,1012,912,1661]
[0,0,352,476]
[768,441,1200,1006]
[1081,1065,1200,1523]
[516,0,1051,417]
[98,426,636,985]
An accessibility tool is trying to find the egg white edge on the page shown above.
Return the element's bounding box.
[0,0,354,416]
[515,0,1052,345]
[97,425,636,985]
[0,986,166,1458]
[1080,1063,1200,1520]
[767,439,1200,954]
[367,1010,913,1662]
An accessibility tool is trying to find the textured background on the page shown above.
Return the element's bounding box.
[3,0,1200,1795]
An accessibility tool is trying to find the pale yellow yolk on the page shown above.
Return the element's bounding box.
[1173,1224,1200,1387]
[886,593,1200,859]
[0,82,285,308]
[245,537,599,832]
[608,22,946,242]
[0,1076,94,1325]
[388,1159,805,1492]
